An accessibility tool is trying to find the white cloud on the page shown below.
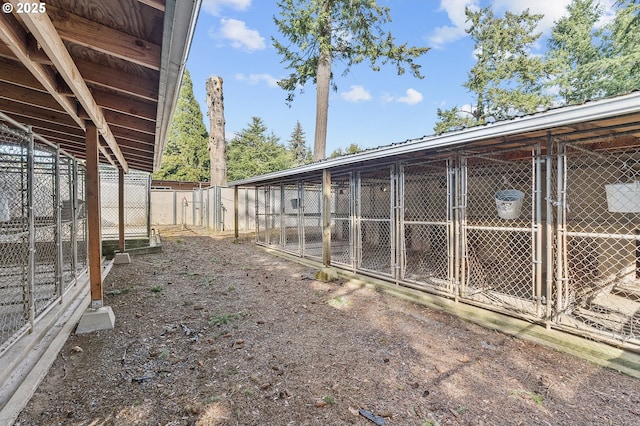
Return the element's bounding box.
[427,0,479,49]
[202,0,251,16]
[211,18,265,52]
[396,88,424,105]
[341,85,372,102]
[493,0,571,34]
[235,73,279,88]
[383,88,424,105]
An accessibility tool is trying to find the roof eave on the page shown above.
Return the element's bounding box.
[153,0,202,172]
[229,92,640,187]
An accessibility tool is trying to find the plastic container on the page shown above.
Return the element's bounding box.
[605,182,640,213]
[495,189,524,219]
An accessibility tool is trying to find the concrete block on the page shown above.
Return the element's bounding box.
[113,252,131,264]
[75,306,115,334]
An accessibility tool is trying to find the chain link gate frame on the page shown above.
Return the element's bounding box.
[250,138,640,349]
[399,157,455,295]
[0,123,87,355]
[555,141,640,345]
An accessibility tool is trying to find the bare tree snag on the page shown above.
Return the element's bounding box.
[206,75,227,186]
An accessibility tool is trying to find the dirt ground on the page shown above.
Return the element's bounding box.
[14,226,640,425]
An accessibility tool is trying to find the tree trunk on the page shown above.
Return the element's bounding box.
[313,1,332,162]
[206,76,227,186]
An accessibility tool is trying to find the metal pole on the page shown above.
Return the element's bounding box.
[118,167,125,253]
[26,126,35,327]
[535,143,543,317]
[545,135,554,327]
[71,159,78,284]
[234,185,239,239]
[448,157,456,297]
[322,169,331,266]
[55,147,63,301]
[298,181,304,257]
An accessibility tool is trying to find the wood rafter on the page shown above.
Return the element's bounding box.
[10,0,129,172]
[0,11,83,129]
[47,5,161,71]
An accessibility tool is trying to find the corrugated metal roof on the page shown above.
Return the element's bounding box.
[230,91,640,186]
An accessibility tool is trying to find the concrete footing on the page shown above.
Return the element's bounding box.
[113,252,131,264]
[75,306,115,334]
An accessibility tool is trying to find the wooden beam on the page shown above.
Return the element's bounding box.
[76,58,159,102]
[92,88,157,121]
[47,5,161,71]
[85,122,103,308]
[0,80,67,112]
[0,11,84,129]
[12,1,129,172]
[234,186,239,239]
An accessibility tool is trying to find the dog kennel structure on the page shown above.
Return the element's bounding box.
[230,92,640,351]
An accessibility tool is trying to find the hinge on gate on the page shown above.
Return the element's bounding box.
[545,196,562,207]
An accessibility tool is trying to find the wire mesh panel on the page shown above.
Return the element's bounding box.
[0,130,30,352]
[330,173,353,267]
[301,179,323,259]
[400,158,454,293]
[557,142,640,344]
[356,166,394,277]
[461,146,542,317]
[256,186,267,244]
[283,183,301,254]
[100,166,150,239]
[0,122,88,355]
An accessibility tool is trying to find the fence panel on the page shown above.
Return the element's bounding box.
[100,167,150,239]
[0,123,86,355]
[460,146,543,318]
[400,158,454,293]
[557,142,640,344]
[356,166,394,277]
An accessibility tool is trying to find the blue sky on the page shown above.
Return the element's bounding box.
[186,0,615,155]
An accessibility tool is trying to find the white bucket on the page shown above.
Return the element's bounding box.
[605,182,640,213]
[495,189,524,219]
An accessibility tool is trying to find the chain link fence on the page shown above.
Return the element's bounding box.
[556,141,640,343]
[0,123,87,356]
[100,166,150,239]
[247,140,640,348]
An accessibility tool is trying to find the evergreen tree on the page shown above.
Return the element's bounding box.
[329,143,363,158]
[545,0,604,105]
[595,2,640,96]
[226,117,292,181]
[434,6,552,133]
[153,69,209,181]
[288,121,312,166]
[273,0,429,161]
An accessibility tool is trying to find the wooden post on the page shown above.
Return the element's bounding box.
[206,76,227,186]
[86,122,103,309]
[118,166,125,253]
[234,186,239,239]
[322,169,331,266]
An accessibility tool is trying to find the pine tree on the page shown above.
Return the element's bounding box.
[273,0,429,161]
[226,117,293,181]
[288,121,312,167]
[434,6,552,133]
[153,69,210,181]
[545,0,604,104]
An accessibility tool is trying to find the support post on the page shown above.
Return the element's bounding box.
[322,169,331,266]
[86,123,103,307]
[118,167,125,253]
[77,122,115,333]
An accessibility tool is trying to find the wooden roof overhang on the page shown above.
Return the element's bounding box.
[0,0,201,173]
[230,92,640,187]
